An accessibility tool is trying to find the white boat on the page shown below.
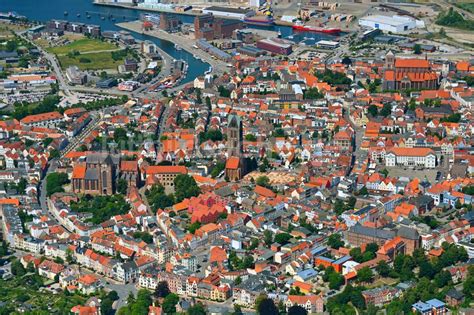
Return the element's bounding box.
[192,45,198,49]
[174,44,182,51]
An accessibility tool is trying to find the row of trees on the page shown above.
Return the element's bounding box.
[436,7,474,31]
[10,94,61,120]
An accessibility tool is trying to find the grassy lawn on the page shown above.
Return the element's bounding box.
[57,51,125,71]
[456,2,474,14]
[365,277,398,289]
[46,38,118,55]
[0,22,29,39]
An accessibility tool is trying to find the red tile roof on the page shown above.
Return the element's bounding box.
[225,156,240,170]
[388,147,434,157]
[72,164,87,179]
[20,111,63,124]
[395,58,430,68]
[145,165,187,175]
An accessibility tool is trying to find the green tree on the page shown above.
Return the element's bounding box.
[328,272,344,290]
[257,297,278,315]
[315,69,352,85]
[304,87,323,100]
[195,88,202,104]
[0,241,8,257]
[66,248,74,264]
[245,134,257,141]
[380,103,392,117]
[6,40,17,52]
[288,305,308,315]
[256,176,271,188]
[11,260,26,276]
[349,247,363,262]
[263,230,273,246]
[113,128,128,143]
[235,276,242,285]
[187,221,202,234]
[71,195,130,224]
[146,184,175,212]
[434,270,451,288]
[334,199,345,215]
[46,172,69,196]
[133,231,153,244]
[327,233,344,249]
[367,105,378,117]
[342,56,352,65]
[49,149,60,160]
[174,174,201,202]
[233,304,243,315]
[376,260,390,277]
[210,162,225,178]
[162,293,179,314]
[218,85,231,97]
[188,303,206,315]
[274,233,292,245]
[463,266,474,298]
[154,281,170,298]
[436,7,474,31]
[273,128,285,138]
[117,178,128,195]
[357,266,374,283]
[413,44,422,55]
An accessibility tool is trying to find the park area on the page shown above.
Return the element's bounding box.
[42,37,132,71]
[45,37,117,55]
[56,50,126,71]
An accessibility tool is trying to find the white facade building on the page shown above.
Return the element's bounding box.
[385,148,436,168]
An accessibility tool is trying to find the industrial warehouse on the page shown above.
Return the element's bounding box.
[358,14,424,33]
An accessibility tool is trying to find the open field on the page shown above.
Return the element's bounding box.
[455,2,474,14]
[46,38,118,55]
[365,277,399,289]
[57,50,125,70]
[0,21,29,39]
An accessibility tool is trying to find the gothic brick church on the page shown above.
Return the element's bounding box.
[382,51,438,91]
[225,115,243,182]
[72,153,119,195]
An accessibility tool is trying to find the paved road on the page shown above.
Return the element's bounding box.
[343,101,366,174]
[106,280,138,309]
[60,115,101,157]
[16,31,73,97]
[38,159,57,214]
